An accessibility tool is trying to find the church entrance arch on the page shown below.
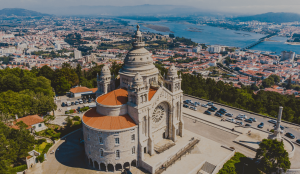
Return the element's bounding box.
[151,101,170,144]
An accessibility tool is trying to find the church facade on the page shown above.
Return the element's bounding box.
[82,25,184,173]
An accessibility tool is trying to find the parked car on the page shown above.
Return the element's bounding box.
[268,120,277,124]
[244,119,253,123]
[236,121,243,126]
[79,99,83,104]
[204,110,211,115]
[208,108,216,112]
[77,107,81,111]
[201,104,208,108]
[83,99,87,103]
[66,101,71,106]
[195,102,200,106]
[238,114,247,119]
[236,116,244,121]
[245,124,251,127]
[249,117,257,122]
[184,100,189,104]
[75,101,79,105]
[211,106,218,110]
[207,102,214,106]
[88,98,92,103]
[296,139,300,144]
[61,102,66,107]
[191,103,195,106]
[257,122,264,128]
[285,132,295,139]
[71,102,75,105]
[220,108,227,113]
[190,107,197,111]
[183,104,189,108]
[218,110,225,114]
[226,118,236,123]
[225,113,233,117]
[215,112,223,117]
[273,125,285,130]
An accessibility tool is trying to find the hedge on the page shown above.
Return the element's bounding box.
[10,164,27,173]
[42,143,53,154]
[73,121,81,126]
[36,153,44,163]
[80,106,89,112]
[73,116,81,121]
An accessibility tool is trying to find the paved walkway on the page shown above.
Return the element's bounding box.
[27,129,144,174]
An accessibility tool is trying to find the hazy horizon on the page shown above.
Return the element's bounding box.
[0,0,300,16]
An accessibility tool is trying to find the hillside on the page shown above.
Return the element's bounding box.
[0,8,51,16]
[231,12,300,24]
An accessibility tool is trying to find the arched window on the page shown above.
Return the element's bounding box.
[132,146,135,154]
[87,134,90,141]
[100,149,104,157]
[99,137,103,144]
[131,134,135,141]
[116,150,120,158]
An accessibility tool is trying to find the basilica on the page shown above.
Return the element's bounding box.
[82,25,184,173]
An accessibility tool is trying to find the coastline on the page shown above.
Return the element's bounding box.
[285,42,300,45]
[142,24,173,33]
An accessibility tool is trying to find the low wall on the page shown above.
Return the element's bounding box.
[283,137,295,159]
[212,146,236,174]
[184,94,300,128]
[282,169,300,174]
[139,160,154,174]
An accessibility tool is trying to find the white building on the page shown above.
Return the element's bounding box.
[207,45,221,53]
[74,49,82,59]
[11,115,47,132]
[82,25,184,173]
[281,51,295,62]
[193,45,202,53]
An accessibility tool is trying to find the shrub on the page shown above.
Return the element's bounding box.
[37,154,44,163]
[270,129,275,133]
[73,121,81,126]
[10,164,27,173]
[69,109,75,114]
[42,143,53,154]
[73,116,81,121]
[65,111,70,114]
[80,106,90,112]
[36,138,46,145]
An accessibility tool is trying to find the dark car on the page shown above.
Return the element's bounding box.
[61,102,65,107]
[88,98,92,103]
[296,139,300,144]
[204,110,211,115]
[273,125,284,130]
[257,122,264,128]
[244,119,253,123]
[83,99,87,103]
[220,108,227,113]
[183,104,189,108]
[208,108,216,112]
[245,124,251,127]
[285,132,295,139]
[211,106,218,110]
[218,110,226,114]
[71,102,75,105]
[77,107,81,111]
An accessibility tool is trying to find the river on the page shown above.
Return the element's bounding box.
[124,19,300,55]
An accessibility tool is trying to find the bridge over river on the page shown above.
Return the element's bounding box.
[241,33,278,51]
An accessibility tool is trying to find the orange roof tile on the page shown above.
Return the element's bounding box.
[11,115,43,129]
[148,87,157,101]
[82,108,136,130]
[97,88,128,106]
[69,87,93,94]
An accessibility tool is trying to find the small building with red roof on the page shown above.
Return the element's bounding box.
[10,115,47,132]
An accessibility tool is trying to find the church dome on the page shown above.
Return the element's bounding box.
[168,64,178,77]
[120,25,158,77]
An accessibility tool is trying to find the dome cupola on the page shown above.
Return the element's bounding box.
[167,64,178,78]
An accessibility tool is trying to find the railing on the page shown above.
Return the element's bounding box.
[154,142,175,154]
[155,138,200,174]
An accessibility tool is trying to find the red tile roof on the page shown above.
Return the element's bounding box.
[11,115,44,129]
[82,108,136,130]
[69,87,94,94]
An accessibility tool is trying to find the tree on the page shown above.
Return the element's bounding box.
[286,76,292,89]
[54,77,71,95]
[38,65,55,81]
[255,139,291,173]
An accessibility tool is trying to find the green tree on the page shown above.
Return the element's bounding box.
[54,77,71,95]
[255,139,291,173]
[38,65,55,81]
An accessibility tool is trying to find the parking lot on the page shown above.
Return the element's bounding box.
[54,95,96,116]
[183,95,300,143]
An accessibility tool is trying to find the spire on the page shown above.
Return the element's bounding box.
[133,25,144,47]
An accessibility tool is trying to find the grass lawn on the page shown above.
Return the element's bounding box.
[35,142,47,153]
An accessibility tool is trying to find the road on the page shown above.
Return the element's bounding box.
[183,95,300,143]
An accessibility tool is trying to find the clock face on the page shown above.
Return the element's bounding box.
[152,105,165,124]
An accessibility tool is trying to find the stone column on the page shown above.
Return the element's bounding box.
[104,84,107,94]
[172,105,177,142]
[179,95,184,137]
[148,107,154,155]
[268,106,283,141]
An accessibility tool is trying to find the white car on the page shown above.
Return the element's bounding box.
[79,99,83,104]
[225,113,233,117]
[249,117,257,122]
[226,118,236,123]
[201,104,208,108]
[207,102,214,106]
[236,121,243,126]
[236,116,244,120]
[238,114,247,119]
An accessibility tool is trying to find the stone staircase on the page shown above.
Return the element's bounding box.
[154,142,175,154]
[155,138,200,174]
[197,162,217,174]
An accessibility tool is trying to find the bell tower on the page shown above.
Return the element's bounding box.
[96,64,115,97]
[164,64,181,93]
[128,72,149,106]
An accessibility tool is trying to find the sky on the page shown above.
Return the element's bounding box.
[0,0,300,15]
